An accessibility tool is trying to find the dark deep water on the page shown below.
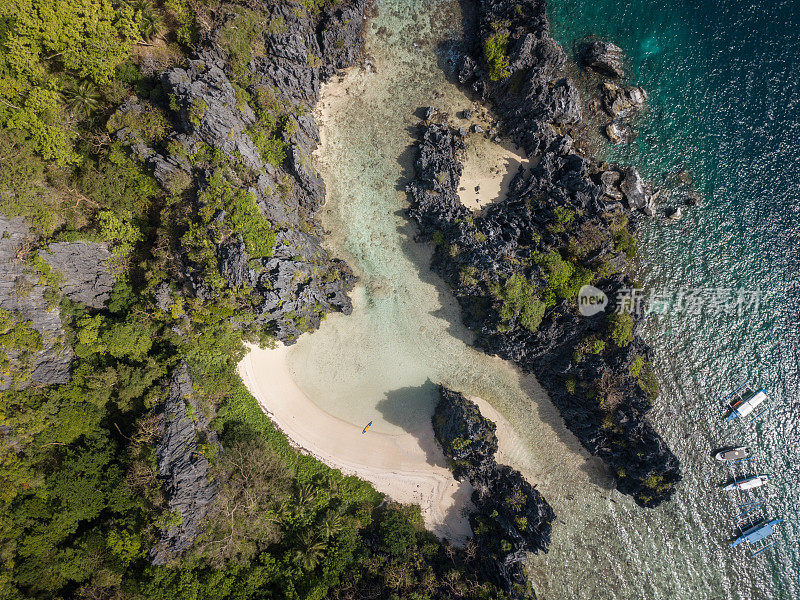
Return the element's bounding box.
[549,0,800,596]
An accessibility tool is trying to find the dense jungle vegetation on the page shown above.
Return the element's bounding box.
[0,1,511,598]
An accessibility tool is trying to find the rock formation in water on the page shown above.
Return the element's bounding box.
[433,386,554,600]
[580,39,625,79]
[407,0,682,508]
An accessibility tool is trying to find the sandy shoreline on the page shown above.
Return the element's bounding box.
[238,342,534,542]
[458,135,527,211]
[316,75,527,214]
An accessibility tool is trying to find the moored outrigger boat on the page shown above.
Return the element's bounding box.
[731,518,784,556]
[722,474,770,492]
[715,446,751,462]
[724,384,769,422]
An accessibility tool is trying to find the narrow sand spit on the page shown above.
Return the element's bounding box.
[238,342,534,543]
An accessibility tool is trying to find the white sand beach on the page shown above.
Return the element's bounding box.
[238,342,534,543]
[458,135,527,212]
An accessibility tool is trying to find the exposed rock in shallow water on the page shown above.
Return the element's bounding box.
[580,39,625,78]
[433,387,554,600]
[620,166,656,216]
[150,363,217,565]
[605,122,633,144]
[603,81,648,121]
[433,386,498,479]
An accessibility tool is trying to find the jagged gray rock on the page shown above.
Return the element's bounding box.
[150,363,217,565]
[433,387,554,600]
[580,40,625,78]
[0,214,71,390]
[602,82,648,121]
[620,166,656,215]
[162,52,263,171]
[40,242,116,308]
[136,1,370,344]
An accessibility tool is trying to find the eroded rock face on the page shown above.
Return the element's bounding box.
[150,363,217,565]
[455,0,580,156]
[603,82,648,121]
[0,215,70,389]
[580,39,625,78]
[433,387,554,600]
[125,1,371,344]
[408,0,681,510]
[408,117,681,510]
[619,166,656,216]
[40,242,117,309]
[432,387,498,479]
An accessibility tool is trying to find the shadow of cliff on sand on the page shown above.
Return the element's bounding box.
[376,380,448,469]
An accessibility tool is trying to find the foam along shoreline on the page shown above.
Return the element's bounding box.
[238,342,531,543]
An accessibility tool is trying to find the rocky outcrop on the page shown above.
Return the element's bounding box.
[1,215,68,389]
[409,0,682,507]
[618,166,656,215]
[602,81,648,121]
[150,363,217,565]
[406,1,686,508]
[117,1,371,344]
[433,387,554,600]
[40,242,117,308]
[408,115,681,508]
[0,214,119,390]
[454,1,581,156]
[580,39,625,78]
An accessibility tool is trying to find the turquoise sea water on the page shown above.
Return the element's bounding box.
[280,0,800,597]
[550,0,800,596]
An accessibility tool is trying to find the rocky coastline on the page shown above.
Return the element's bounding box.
[113,0,374,559]
[434,386,554,600]
[407,0,682,507]
[115,0,372,345]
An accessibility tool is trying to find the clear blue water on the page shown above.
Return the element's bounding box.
[550,0,800,597]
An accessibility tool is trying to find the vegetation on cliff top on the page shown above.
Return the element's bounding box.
[0,2,519,599]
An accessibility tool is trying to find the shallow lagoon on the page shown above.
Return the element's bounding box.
[282,0,796,597]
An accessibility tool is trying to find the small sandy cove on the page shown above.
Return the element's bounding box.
[238,343,524,543]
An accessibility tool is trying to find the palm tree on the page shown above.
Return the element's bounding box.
[293,530,327,571]
[62,79,101,119]
[136,2,163,42]
[293,482,316,517]
[320,510,342,540]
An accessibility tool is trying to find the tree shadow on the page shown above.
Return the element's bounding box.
[376,380,476,544]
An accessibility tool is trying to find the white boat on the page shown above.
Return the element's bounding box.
[726,388,768,422]
[715,446,751,462]
[722,475,769,492]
